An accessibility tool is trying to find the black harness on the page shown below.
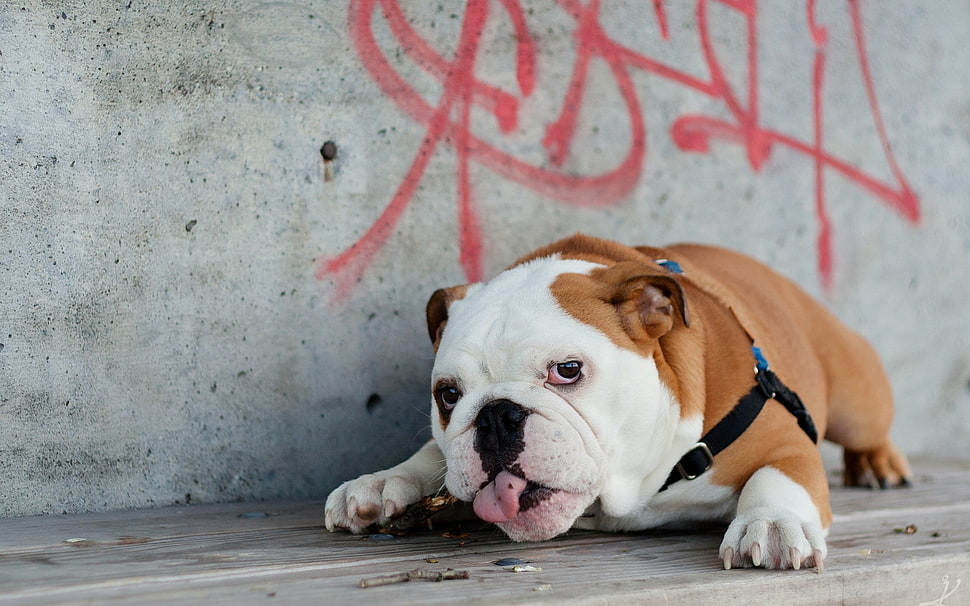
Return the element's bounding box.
[652,259,819,493]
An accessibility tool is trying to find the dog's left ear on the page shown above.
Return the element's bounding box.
[426,285,468,351]
[598,262,690,340]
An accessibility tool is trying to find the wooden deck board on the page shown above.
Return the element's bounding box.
[1,458,968,605]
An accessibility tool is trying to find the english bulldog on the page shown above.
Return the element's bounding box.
[325,234,910,570]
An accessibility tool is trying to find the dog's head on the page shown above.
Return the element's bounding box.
[425,254,690,541]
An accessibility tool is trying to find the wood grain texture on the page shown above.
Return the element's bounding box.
[1,458,967,605]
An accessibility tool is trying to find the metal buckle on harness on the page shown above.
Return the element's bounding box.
[675,442,714,481]
[752,346,778,399]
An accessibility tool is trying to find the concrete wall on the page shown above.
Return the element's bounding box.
[1,1,968,517]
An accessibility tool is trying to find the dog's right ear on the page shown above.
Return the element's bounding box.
[594,262,690,341]
[426,285,468,351]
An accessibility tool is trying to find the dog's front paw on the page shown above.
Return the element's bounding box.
[324,473,424,533]
[719,507,827,570]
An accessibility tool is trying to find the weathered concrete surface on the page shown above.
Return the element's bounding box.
[1,1,968,516]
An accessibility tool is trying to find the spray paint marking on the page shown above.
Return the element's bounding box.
[317,0,919,300]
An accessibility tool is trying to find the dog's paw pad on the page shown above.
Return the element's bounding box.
[325,473,423,533]
[719,508,826,570]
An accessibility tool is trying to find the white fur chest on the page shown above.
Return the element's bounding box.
[575,472,738,532]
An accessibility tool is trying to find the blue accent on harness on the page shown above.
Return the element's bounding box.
[655,258,683,274]
[752,346,770,372]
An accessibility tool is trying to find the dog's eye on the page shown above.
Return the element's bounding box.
[435,384,463,410]
[548,360,582,385]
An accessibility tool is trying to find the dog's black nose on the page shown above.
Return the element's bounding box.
[474,399,529,476]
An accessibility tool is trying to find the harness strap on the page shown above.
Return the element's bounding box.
[651,259,819,493]
[657,349,818,492]
[752,347,818,443]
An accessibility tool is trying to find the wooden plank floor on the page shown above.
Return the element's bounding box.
[1,457,968,606]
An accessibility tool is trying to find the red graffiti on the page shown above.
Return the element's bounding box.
[317,0,919,300]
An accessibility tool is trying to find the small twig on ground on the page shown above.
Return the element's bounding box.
[381,492,460,533]
[359,568,470,588]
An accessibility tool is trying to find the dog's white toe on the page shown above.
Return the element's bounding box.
[719,507,826,570]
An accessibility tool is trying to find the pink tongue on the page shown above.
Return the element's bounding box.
[473,471,528,523]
